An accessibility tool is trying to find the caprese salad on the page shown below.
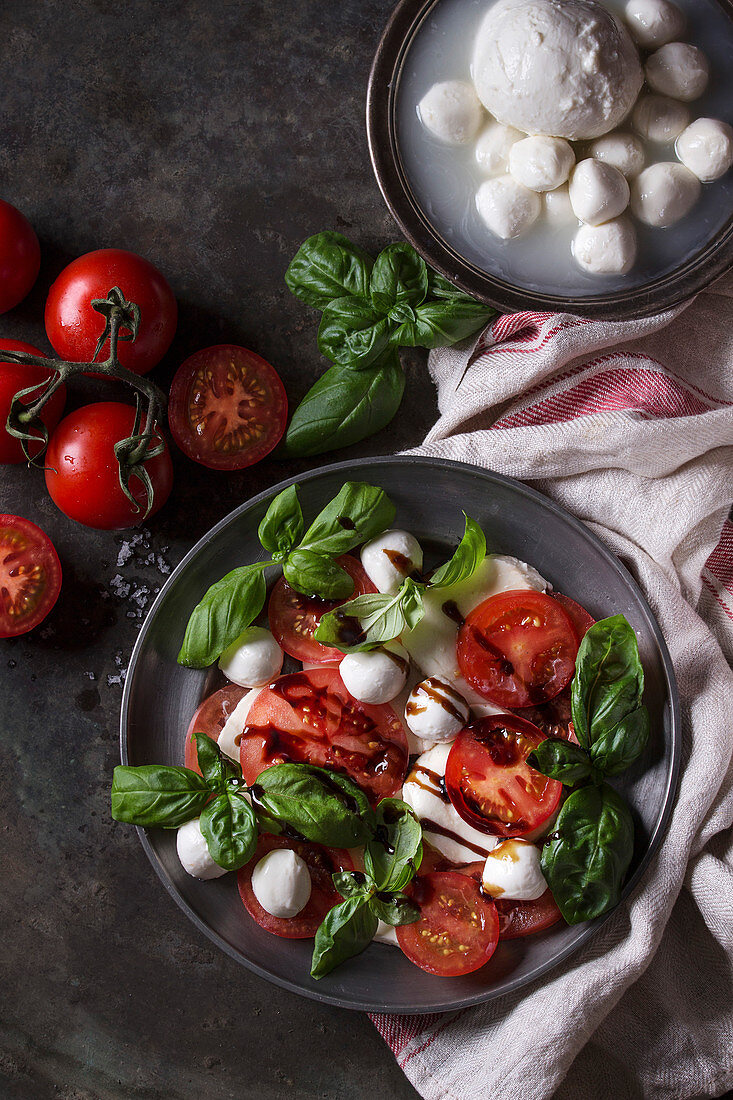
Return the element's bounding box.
[112,481,650,979]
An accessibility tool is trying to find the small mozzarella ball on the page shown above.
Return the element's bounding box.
[251,848,312,918]
[339,642,409,705]
[645,43,709,102]
[482,839,547,901]
[508,136,575,192]
[176,818,227,881]
[476,176,541,239]
[475,121,524,174]
[632,94,690,143]
[590,132,645,178]
[543,184,577,226]
[631,162,701,226]
[405,676,470,742]
[360,529,423,595]
[676,118,733,182]
[573,218,637,275]
[569,160,630,226]
[418,80,483,145]
[625,0,686,48]
[218,626,283,688]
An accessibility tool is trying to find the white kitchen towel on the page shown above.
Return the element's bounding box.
[371,275,733,1100]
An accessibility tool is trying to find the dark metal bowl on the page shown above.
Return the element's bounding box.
[120,456,680,1013]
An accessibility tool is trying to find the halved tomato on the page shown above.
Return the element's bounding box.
[445,714,562,838]
[396,871,499,976]
[268,554,375,663]
[168,344,287,470]
[237,832,353,938]
[457,589,579,709]
[240,666,409,803]
[458,863,563,939]
[183,682,248,772]
[0,515,62,637]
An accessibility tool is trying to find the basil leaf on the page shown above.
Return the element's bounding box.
[314,577,424,653]
[589,706,650,776]
[571,616,645,751]
[541,783,635,924]
[370,243,428,316]
[193,731,243,793]
[333,870,373,899]
[318,296,392,369]
[311,895,378,979]
[178,562,268,668]
[526,738,592,786]
[111,765,210,828]
[283,549,354,600]
[253,763,373,848]
[426,269,464,299]
[281,356,405,459]
[369,892,420,927]
[429,515,486,589]
[258,484,304,559]
[200,790,257,871]
[392,298,495,348]
[300,481,396,556]
[364,798,423,891]
[285,231,373,310]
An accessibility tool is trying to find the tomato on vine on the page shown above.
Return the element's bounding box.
[0,340,66,464]
[0,200,41,315]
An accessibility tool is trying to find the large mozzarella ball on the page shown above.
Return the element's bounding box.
[251,849,312,918]
[590,132,645,178]
[676,118,733,182]
[405,676,470,742]
[339,642,409,705]
[632,94,690,143]
[176,818,227,880]
[481,839,547,900]
[543,184,577,226]
[573,218,637,274]
[218,626,283,688]
[569,159,630,225]
[475,121,524,175]
[645,43,709,102]
[624,0,686,48]
[509,136,575,192]
[360,529,423,595]
[476,177,542,239]
[418,81,484,145]
[631,162,701,226]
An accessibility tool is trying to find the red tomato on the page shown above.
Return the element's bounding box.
[168,345,287,469]
[183,683,249,772]
[268,554,375,664]
[0,515,61,637]
[445,714,562,838]
[237,832,353,939]
[396,871,500,976]
[45,402,173,530]
[552,593,595,641]
[457,589,579,709]
[0,200,40,314]
[45,249,176,376]
[240,667,409,803]
[495,890,563,940]
[0,340,66,464]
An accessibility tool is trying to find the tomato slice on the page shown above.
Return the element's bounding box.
[396,871,499,976]
[457,589,579,709]
[240,667,409,803]
[445,714,562,838]
[268,554,375,663]
[237,832,353,938]
[0,515,62,637]
[495,890,563,940]
[183,682,248,772]
[168,344,287,470]
[552,592,595,641]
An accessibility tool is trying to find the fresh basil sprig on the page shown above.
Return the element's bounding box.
[429,514,487,589]
[364,798,423,891]
[178,562,269,669]
[311,894,379,980]
[111,765,211,828]
[571,614,645,752]
[257,484,304,561]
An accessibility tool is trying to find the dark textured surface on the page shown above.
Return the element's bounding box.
[0,1,429,1096]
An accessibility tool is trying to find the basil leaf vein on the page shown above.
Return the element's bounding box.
[285,231,373,310]
[253,763,373,848]
[310,895,377,979]
[283,549,355,600]
[318,296,392,370]
[571,615,645,751]
[299,481,395,556]
[370,243,428,316]
[200,790,257,871]
[178,561,269,668]
[258,484,304,559]
[111,765,210,828]
[364,798,423,891]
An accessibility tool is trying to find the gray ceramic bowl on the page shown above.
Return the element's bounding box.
[120,456,680,1013]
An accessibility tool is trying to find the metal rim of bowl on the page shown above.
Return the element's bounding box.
[120,455,681,1013]
[366,0,733,320]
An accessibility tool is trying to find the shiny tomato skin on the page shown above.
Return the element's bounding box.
[0,514,62,637]
[458,862,563,939]
[168,345,287,470]
[396,871,500,976]
[45,402,173,530]
[184,683,249,772]
[0,340,66,464]
[45,249,176,375]
[0,200,40,314]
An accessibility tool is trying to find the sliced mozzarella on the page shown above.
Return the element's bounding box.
[481,838,547,900]
[176,818,227,880]
[250,848,312,918]
[339,642,409,705]
[373,921,400,946]
[360,529,423,595]
[218,626,283,688]
[405,677,470,742]
[217,689,258,762]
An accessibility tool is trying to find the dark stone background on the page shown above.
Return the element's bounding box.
[0,1,431,1095]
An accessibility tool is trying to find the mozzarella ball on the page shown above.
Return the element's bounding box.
[475,121,524,174]
[590,132,645,178]
[476,176,541,239]
[632,94,690,143]
[543,184,576,226]
[509,136,575,192]
[569,159,630,226]
[676,118,733,182]
[481,839,547,900]
[418,81,483,145]
[405,676,470,742]
[360,529,423,595]
[218,626,283,688]
[624,0,686,48]
[176,818,227,881]
[251,849,312,918]
[573,218,637,274]
[631,162,701,226]
[218,689,256,762]
[339,642,409,705]
[645,43,709,102]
